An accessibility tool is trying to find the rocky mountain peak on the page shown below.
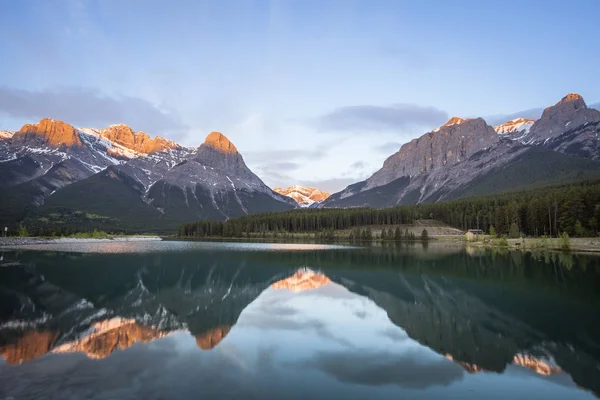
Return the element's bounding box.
[195,326,231,350]
[203,132,238,154]
[15,118,82,148]
[432,117,466,133]
[100,124,178,154]
[528,93,599,143]
[271,268,332,292]
[543,93,587,115]
[444,116,465,127]
[273,186,331,207]
[363,117,498,191]
[560,92,585,104]
[0,130,14,140]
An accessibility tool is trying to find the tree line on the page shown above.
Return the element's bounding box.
[178,180,600,238]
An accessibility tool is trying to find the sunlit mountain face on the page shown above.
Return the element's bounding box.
[0,246,599,399]
[271,268,332,292]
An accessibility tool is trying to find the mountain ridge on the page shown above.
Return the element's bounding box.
[0,120,295,230]
[322,93,600,208]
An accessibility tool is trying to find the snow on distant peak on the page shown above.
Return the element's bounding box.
[494,118,535,136]
[0,130,14,140]
[273,185,331,207]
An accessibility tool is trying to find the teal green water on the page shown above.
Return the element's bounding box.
[1,241,599,399]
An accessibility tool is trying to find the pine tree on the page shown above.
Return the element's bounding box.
[421,229,428,241]
[509,222,520,239]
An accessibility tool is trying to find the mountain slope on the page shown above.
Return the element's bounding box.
[363,117,498,191]
[1,119,294,231]
[323,93,600,208]
[443,146,600,201]
[30,132,295,232]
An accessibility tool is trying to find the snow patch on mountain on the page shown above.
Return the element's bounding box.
[494,118,535,136]
[0,130,14,140]
[273,185,331,207]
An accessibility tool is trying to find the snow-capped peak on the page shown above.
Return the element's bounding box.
[0,130,14,140]
[494,118,535,135]
[273,185,331,207]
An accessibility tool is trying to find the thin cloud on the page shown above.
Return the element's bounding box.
[267,162,301,172]
[485,107,544,126]
[0,86,188,139]
[304,350,464,388]
[374,141,403,153]
[299,177,365,194]
[486,101,600,126]
[350,161,365,169]
[245,149,326,163]
[316,103,448,132]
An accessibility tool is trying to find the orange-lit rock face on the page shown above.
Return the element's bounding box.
[563,93,584,102]
[444,354,484,373]
[272,186,331,206]
[52,318,167,359]
[17,118,82,147]
[271,268,332,292]
[100,124,178,154]
[442,116,465,127]
[195,326,231,350]
[0,330,60,364]
[203,132,238,154]
[513,354,561,376]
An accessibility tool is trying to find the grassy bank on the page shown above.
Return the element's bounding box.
[463,235,600,253]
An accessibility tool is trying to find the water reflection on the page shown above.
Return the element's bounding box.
[0,245,599,399]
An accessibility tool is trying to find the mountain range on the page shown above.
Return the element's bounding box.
[1,93,599,232]
[0,120,295,232]
[322,93,600,208]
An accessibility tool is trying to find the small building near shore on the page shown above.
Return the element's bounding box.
[465,229,484,241]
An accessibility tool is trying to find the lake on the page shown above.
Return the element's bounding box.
[1,241,599,399]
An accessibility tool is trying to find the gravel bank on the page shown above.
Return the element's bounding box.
[0,236,162,248]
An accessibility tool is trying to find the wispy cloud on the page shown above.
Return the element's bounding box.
[374,141,403,153]
[486,100,600,126]
[304,350,464,388]
[0,86,188,139]
[350,161,366,169]
[316,103,448,132]
[485,108,544,126]
[298,177,364,194]
[269,162,301,171]
[244,148,326,163]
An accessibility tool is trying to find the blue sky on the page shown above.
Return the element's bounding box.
[1,0,599,192]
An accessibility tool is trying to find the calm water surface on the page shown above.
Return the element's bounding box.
[0,241,599,399]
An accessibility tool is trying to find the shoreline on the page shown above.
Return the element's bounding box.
[0,235,162,248]
[171,234,600,255]
[2,235,600,255]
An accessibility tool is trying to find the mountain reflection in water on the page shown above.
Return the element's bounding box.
[0,244,599,399]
